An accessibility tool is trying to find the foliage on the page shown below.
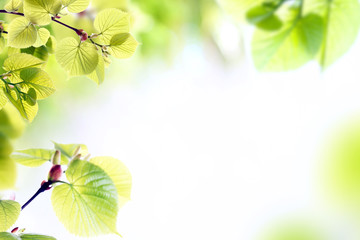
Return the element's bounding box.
[0,0,138,122]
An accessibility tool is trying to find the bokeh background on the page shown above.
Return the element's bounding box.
[3,0,360,239]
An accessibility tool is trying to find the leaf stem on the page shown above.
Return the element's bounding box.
[21,181,53,210]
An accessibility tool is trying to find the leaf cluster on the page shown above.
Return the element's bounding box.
[244,0,360,71]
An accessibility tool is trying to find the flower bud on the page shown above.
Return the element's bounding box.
[11,227,18,234]
[51,150,61,165]
[41,180,52,190]
[73,146,81,157]
[48,165,62,181]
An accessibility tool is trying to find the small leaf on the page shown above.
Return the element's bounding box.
[108,33,138,59]
[0,232,20,240]
[19,68,55,100]
[61,0,90,13]
[23,0,62,26]
[51,159,119,237]
[33,28,50,48]
[8,17,37,48]
[19,234,56,240]
[53,142,88,165]
[94,8,131,44]
[4,0,23,12]
[90,156,132,208]
[0,200,21,232]
[55,38,99,76]
[4,87,38,122]
[45,36,56,54]
[12,148,54,167]
[3,53,44,74]
[25,88,37,106]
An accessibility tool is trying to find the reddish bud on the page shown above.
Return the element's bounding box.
[41,180,52,190]
[48,165,62,181]
[11,227,18,234]
[80,31,88,42]
[55,15,61,19]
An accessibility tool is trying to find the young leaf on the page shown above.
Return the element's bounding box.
[19,68,55,100]
[0,200,21,232]
[0,37,6,54]
[55,38,99,76]
[3,53,44,75]
[252,9,323,71]
[19,234,56,240]
[0,158,16,190]
[53,142,88,165]
[12,148,54,167]
[4,0,23,12]
[61,0,90,13]
[94,8,131,44]
[23,0,62,26]
[305,0,360,68]
[4,87,38,122]
[8,17,37,48]
[33,28,50,48]
[51,159,119,237]
[90,156,132,208]
[87,51,105,85]
[108,33,138,59]
[0,232,20,240]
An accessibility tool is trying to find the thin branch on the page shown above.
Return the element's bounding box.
[21,181,52,210]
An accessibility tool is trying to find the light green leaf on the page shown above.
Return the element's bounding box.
[61,0,90,13]
[19,234,56,240]
[33,28,50,48]
[45,36,56,54]
[4,87,38,122]
[12,148,54,167]
[55,38,99,76]
[94,8,131,44]
[53,142,88,165]
[21,46,49,62]
[4,0,23,12]
[23,0,62,26]
[0,104,25,139]
[0,158,16,190]
[19,68,55,100]
[0,200,21,232]
[0,232,20,240]
[87,51,104,85]
[3,53,44,74]
[51,159,119,237]
[8,17,37,49]
[0,93,8,110]
[304,0,360,68]
[90,156,132,208]
[108,33,138,59]
[252,8,323,71]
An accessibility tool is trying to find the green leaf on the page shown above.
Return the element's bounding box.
[25,88,37,106]
[12,148,54,167]
[305,0,360,68]
[19,234,56,240]
[0,93,8,110]
[87,50,104,85]
[4,0,23,12]
[3,53,44,75]
[90,156,132,208]
[108,33,138,59]
[0,134,13,158]
[53,142,88,165]
[252,9,323,71]
[94,8,131,44]
[19,68,55,100]
[0,158,16,190]
[45,36,56,54]
[0,232,20,240]
[55,38,99,76]
[23,0,62,26]
[21,46,50,62]
[4,87,38,122]
[246,3,278,24]
[61,0,90,13]
[0,200,21,232]
[8,17,37,48]
[51,159,119,237]
[33,28,50,48]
